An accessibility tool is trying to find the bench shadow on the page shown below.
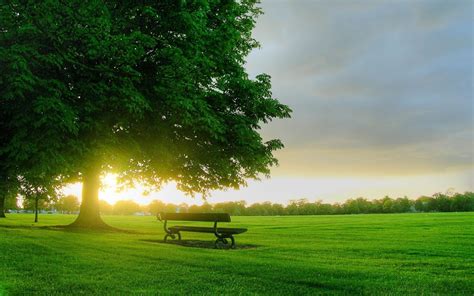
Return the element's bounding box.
[140,239,259,250]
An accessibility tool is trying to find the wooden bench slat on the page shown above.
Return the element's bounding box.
[160,212,231,222]
[169,226,247,235]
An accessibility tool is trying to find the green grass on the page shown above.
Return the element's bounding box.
[0,213,473,295]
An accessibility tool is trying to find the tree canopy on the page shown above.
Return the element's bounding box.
[0,1,291,227]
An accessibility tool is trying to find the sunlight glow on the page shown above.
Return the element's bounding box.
[62,174,198,206]
[61,169,473,206]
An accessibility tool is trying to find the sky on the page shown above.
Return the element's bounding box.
[66,0,473,206]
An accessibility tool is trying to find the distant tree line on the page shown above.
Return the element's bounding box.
[4,191,473,217]
[11,194,81,215]
[105,191,474,215]
[144,192,474,216]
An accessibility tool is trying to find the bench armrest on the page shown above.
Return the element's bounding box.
[213,221,220,237]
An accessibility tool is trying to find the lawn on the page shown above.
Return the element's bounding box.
[0,213,473,295]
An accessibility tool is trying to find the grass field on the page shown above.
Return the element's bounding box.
[0,213,473,295]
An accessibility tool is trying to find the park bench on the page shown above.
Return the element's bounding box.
[158,213,247,249]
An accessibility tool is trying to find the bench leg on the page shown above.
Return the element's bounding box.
[164,232,181,242]
[214,235,235,249]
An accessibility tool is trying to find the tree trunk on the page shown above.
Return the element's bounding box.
[34,195,39,223]
[0,196,6,218]
[69,166,109,228]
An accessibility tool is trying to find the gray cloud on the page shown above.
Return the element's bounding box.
[246,0,473,176]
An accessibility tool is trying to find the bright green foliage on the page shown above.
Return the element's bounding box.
[0,213,473,294]
[0,1,291,198]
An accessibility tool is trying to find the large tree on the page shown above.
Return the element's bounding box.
[0,177,17,218]
[0,0,291,228]
[0,98,18,218]
[0,162,18,218]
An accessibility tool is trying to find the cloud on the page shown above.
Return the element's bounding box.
[246,0,473,176]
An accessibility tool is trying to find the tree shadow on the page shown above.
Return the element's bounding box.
[0,223,139,234]
[0,224,42,230]
[52,225,139,233]
[140,239,259,250]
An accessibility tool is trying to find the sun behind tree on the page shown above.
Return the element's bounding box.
[0,1,291,228]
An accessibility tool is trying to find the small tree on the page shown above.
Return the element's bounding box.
[271,203,286,216]
[187,204,201,214]
[432,193,452,212]
[451,192,474,212]
[99,200,113,215]
[148,200,166,216]
[200,202,213,213]
[56,195,80,214]
[18,175,60,223]
[113,200,141,216]
[382,196,394,213]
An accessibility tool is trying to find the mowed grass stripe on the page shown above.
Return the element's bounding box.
[0,213,473,295]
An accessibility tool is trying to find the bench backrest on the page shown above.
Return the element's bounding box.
[159,212,231,222]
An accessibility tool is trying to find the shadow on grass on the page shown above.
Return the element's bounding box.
[0,224,41,230]
[140,239,259,250]
[0,224,139,234]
